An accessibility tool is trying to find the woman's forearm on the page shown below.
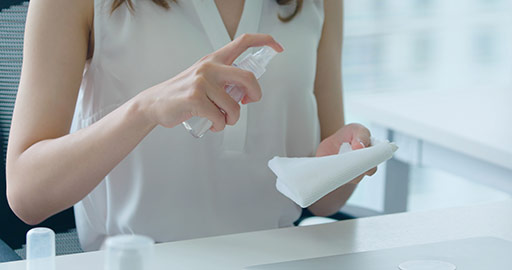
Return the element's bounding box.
[7,96,156,225]
[308,183,357,216]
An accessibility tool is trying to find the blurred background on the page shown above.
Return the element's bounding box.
[343,0,511,92]
[338,0,512,217]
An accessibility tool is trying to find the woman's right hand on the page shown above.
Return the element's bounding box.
[138,33,284,132]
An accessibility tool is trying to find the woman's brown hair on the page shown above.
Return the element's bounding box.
[111,0,303,22]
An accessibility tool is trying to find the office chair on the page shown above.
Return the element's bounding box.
[0,1,83,261]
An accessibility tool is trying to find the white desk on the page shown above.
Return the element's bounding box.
[1,200,512,269]
[346,87,512,213]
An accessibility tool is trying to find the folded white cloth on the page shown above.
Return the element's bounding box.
[268,138,398,208]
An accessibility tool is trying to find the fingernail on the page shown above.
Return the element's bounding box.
[357,139,365,148]
[277,41,285,51]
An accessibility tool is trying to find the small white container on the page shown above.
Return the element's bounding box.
[104,235,155,270]
[26,227,55,270]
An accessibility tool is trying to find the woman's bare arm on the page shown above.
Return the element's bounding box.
[6,0,158,225]
[313,0,345,140]
[308,0,359,216]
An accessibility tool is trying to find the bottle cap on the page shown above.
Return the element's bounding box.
[27,227,55,260]
[26,227,55,270]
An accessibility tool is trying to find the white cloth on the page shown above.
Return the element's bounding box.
[268,138,398,208]
[71,0,324,251]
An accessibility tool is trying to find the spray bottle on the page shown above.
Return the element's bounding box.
[182,46,278,138]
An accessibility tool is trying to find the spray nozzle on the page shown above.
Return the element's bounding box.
[252,46,278,68]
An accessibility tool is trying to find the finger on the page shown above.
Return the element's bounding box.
[204,79,241,126]
[351,128,371,150]
[315,137,341,157]
[214,33,284,65]
[195,95,227,132]
[350,137,367,150]
[349,175,365,185]
[365,167,377,177]
[213,65,262,103]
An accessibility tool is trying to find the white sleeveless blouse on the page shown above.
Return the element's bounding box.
[72,0,324,251]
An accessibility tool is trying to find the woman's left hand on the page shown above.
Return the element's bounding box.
[316,123,377,184]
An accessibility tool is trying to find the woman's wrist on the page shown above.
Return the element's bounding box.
[127,93,159,132]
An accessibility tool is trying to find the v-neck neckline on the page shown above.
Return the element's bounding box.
[214,0,245,41]
[192,0,263,152]
[193,0,263,51]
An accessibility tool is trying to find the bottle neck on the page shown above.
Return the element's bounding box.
[237,56,266,79]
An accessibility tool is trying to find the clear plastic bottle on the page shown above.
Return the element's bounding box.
[182,46,278,138]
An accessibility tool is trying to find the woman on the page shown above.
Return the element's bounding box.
[6,0,375,251]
